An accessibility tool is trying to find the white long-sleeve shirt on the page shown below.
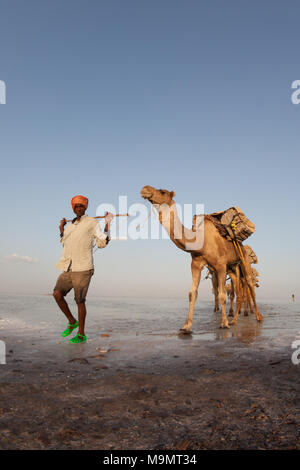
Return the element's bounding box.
[56,214,109,272]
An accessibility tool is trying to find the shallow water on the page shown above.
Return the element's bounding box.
[0,294,299,383]
[0,295,299,452]
[0,294,299,347]
[1,295,299,450]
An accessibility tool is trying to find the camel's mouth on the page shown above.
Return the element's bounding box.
[140,186,154,201]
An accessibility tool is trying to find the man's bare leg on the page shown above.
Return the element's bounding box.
[53,290,77,325]
[77,301,86,336]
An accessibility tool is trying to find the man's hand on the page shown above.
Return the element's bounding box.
[104,212,114,224]
[104,212,114,233]
[59,218,67,233]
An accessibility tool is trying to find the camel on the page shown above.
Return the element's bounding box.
[228,249,260,321]
[241,267,260,315]
[223,266,259,317]
[213,245,259,318]
[140,185,263,332]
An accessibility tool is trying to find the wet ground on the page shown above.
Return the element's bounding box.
[0,295,299,449]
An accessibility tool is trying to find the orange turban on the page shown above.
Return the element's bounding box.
[71,195,89,210]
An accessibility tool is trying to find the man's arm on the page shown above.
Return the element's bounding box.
[59,218,67,242]
[104,212,114,242]
[94,213,114,248]
[94,224,110,248]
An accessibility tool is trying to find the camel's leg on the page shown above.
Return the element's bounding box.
[240,280,247,315]
[237,267,242,307]
[245,285,254,315]
[244,270,263,322]
[249,292,254,314]
[240,247,263,322]
[228,279,235,316]
[216,267,229,329]
[212,271,219,312]
[237,269,243,316]
[180,257,205,334]
[244,282,250,316]
[229,267,243,325]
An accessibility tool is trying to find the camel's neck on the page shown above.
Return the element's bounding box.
[155,201,204,253]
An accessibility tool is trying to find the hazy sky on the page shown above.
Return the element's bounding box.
[0,0,299,300]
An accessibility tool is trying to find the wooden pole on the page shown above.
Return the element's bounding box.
[65,213,130,223]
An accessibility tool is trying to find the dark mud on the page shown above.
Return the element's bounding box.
[0,321,299,450]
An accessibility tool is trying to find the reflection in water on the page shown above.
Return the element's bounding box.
[194,311,264,344]
[0,295,299,350]
[190,302,299,346]
[178,333,193,341]
[214,327,231,341]
[224,317,263,344]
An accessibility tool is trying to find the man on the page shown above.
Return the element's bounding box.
[53,195,113,344]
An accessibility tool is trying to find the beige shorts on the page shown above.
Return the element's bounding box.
[54,269,94,303]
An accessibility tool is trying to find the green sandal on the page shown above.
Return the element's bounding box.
[69,333,87,344]
[61,321,79,338]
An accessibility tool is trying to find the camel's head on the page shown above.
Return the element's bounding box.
[140,185,176,206]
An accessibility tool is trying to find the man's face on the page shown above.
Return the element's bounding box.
[73,204,86,217]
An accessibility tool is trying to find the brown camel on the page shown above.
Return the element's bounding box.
[141,185,263,332]
[227,249,260,323]
[223,266,259,318]
[241,267,260,315]
[214,245,259,318]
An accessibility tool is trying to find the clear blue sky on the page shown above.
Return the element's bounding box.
[0,0,299,300]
